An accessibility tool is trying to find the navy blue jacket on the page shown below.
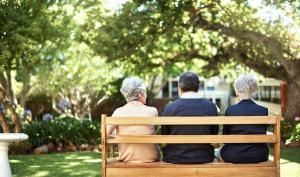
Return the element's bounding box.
[161,98,218,164]
[221,99,269,163]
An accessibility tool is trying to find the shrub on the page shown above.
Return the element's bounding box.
[23,121,48,147]
[23,116,100,148]
[290,123,300,142]
[8,141,32,155]
[281,119,299,142]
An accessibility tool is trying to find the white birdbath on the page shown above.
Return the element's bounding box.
[0,133,28,177]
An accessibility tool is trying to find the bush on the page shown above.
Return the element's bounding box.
[281,119,299,143]
[290,123,300,142]
[23,117,100,148]
[8,141,32,155]
[23,121,48,147]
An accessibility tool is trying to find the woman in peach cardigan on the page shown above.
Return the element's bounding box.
[107,77,159,163]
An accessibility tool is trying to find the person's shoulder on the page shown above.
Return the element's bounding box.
[112,107,122,116]
[225,103,239,115]
[226,103,238,110]
[201,99,217,107]
[144,105,158,115]
[253,101,267,109]
[166,99,181,108]
[163,99,181,113]
[253,102,268,114]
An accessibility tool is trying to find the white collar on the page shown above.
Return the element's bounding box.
[180,91,201,99]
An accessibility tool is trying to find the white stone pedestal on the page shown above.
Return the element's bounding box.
[0,133,28,177]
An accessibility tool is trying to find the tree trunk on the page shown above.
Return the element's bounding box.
[0,72,8,91]
[0,111,10,133]
[20,62,31,108]
[5,68,16,104]
[285,77,300,119]
[6,104,22,133]
[0,87,10,133]
[2,68,22,133]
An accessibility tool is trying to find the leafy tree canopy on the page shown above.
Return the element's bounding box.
[86,0,300,118]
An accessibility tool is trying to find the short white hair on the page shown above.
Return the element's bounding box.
[234,75,257,100]
[120,76,147,102]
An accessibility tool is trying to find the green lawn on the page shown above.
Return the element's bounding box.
[10,152,101,177]
[278,148,300,177]
[10,148,300,177]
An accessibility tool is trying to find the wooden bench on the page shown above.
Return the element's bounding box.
[101,114,281,177]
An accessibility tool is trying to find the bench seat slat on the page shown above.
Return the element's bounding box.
[106,167,276,177]
[106,116,276,125]
[107,161,275,168]
[107,135,276,144]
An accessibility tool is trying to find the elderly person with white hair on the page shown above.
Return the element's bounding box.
[217,75,269,163]
[107,77,159,163]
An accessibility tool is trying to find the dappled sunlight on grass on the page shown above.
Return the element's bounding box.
[10,160,21,163]
[29,165,42,168]
[83,159,101,163]
[65,154,94,160]
[34,171,50,177]
[61,162,81,168]
[10,152,102,177]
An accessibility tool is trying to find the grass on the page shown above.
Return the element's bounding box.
[10,148,300,177]
[10,152,101,177]
[279,148,300,177]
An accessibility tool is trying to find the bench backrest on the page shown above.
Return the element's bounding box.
[101,115,281,177]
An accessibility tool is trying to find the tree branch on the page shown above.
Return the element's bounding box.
[189,8,297,78]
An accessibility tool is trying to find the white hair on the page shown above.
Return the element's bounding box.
[234,75,257,100]
[120,76,147,102]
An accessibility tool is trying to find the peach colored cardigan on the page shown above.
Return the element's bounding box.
[109,101,159,163]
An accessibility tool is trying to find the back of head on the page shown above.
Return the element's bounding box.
[179,72,200,92]
[234,74,257,100]
[120,76,147,102]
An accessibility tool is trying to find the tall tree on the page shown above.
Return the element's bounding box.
[0,0,69,132]
[90,0,300,118]
[33,41,122,119]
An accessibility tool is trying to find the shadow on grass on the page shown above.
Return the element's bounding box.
[280,147,300,164]
[269,147,300,163]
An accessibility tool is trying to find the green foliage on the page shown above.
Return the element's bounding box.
[281,119,298,142]
[84,0,300,118]
[0,0,66,71]
[23,121,47,147]
[34,42,122,96]
[88,0,299,81]
[290,123,300,142]
[23,117,100,147]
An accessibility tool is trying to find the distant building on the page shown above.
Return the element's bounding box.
[254,78,284,115]
[255,79,281,104]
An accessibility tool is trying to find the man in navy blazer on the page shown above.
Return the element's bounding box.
[161,72,218,164]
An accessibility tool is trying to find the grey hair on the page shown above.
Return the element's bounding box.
[120,76,147,102]
[234,75,257,100]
